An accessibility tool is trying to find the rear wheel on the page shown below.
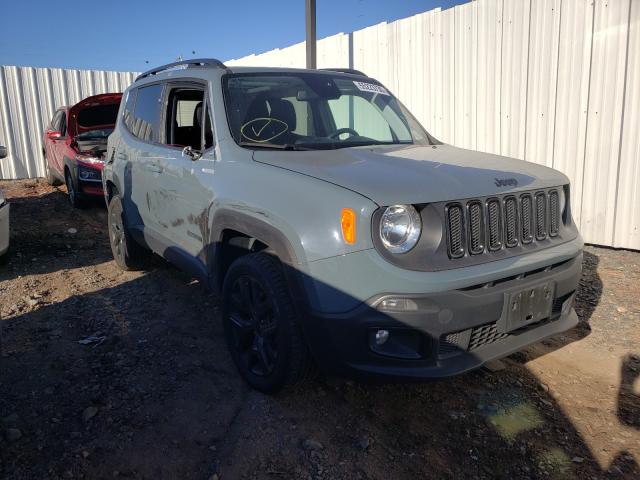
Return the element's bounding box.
[223,252,311,393]
[65,170,83,208]
[107,194,150,270]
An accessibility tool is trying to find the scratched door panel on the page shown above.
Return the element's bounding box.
[155,151,214,259]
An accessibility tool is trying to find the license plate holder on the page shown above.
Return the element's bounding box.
[504,281,555,332]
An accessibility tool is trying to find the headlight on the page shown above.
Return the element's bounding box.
[78,167,101,181]
[379,204,421,253]
[75,153,103,165]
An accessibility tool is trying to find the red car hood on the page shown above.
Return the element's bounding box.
[68,93,122,138]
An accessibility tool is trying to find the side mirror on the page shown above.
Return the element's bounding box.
[0,145,6,159]
[47,131,62,140]
[182,146,202,161]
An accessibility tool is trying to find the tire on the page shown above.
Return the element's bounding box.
[0,249,8,266]
[107,194,150,270]
[45,162,61,186]
[65,170,83,208]
[223,252,311,393]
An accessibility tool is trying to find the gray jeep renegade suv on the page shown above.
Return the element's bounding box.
[103,59,583,392]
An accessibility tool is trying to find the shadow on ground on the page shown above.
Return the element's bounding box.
[1,250,638,479]
[0,183,110,278]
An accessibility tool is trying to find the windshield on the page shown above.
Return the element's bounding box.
[222,73,434,150]
[75,128,113,140]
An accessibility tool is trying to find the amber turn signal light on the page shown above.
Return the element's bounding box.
[341,208,357,244]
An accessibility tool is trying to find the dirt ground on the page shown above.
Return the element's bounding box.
[0,179,638,480]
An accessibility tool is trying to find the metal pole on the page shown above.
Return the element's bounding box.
[306,0,317,69]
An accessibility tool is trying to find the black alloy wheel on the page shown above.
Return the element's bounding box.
[227,274,279,377]
[65,170,82,208]
[223,253,311,393]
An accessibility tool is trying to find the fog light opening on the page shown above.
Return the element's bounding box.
[375,329,390,345]
[368,328,427,360]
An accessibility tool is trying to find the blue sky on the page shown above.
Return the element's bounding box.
[0,0,465,72]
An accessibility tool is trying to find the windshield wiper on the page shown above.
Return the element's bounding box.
[238,141,312,151]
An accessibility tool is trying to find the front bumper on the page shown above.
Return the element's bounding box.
[299,250,582,381]
[74,163,104,197]
[0,200,9,256]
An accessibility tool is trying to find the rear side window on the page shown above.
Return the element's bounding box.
[59,112,68,137]
[123,89,137,130]
[50,111,63,131]
[129,84,163,142]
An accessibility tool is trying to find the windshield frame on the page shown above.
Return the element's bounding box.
[221,71,438,151]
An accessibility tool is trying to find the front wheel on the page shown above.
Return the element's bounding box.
[107,194,150,270]
[65,170,83,208]
[223,253,311,393]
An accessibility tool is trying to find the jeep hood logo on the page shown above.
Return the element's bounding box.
[494,177,518,187]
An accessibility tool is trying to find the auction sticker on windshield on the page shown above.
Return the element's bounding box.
[353,81,389,96]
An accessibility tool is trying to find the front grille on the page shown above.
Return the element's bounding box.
[446,204,465,258]
[549,190,560,236]
[521,194,533,244]
[535,192,547,240]
[439,331,465,356]
[438,288,573,358]
[445,188,562,259]
[487,199,502,251]
[467,201,484,255]
[468,323,509,351]
[504,196,518,247]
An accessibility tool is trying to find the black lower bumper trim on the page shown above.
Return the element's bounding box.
[300,253,582,381]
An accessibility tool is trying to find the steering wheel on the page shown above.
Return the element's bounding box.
[329,127,360,139]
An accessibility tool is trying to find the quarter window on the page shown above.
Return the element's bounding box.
[50,111,63,132]
[123,89,137,131]
[59,112,67,137]
[130,84,163,142]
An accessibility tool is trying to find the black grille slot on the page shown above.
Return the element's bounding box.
[535,192,547,240]
[468,323,508,351]
[467,201,484,255]
[439,331,466,357]
[447,204,465,259]
[504,196,518,247]
[521,194,533,244]
[549,190,559,236]
[552,290,575,315]
[486,199,502,251]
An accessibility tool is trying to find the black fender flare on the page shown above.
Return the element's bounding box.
[209,208,300,267]
[208,208,312,301]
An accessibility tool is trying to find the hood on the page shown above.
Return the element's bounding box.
[68,93,122,138]
[253,144,568,206]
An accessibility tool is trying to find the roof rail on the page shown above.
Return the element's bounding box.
[320,68,367,77]
[135,58,229,82]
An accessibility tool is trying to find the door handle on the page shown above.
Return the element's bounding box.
[116,152,127,161]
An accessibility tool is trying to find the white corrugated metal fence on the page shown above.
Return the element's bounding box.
[0,0,638,249]
[227,0,640,250]
[0,66,137,179]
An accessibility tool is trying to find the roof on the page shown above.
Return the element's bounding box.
[134,58,368,83]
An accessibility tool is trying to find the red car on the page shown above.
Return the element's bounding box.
[43,93,122,207]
